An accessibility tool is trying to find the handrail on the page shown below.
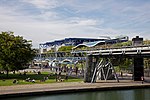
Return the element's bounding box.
[72,45,150,53]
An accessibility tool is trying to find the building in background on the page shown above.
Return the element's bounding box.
[39,36,129,53]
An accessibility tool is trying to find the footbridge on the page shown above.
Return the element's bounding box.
[71,45,150,83]
[35,36,150,83]
[35,45,150,83]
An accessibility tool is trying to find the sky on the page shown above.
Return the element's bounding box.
[0,0,150,48]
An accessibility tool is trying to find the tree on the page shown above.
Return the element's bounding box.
[143,39,150,45]
[112,41,132,47]
[0,32,36,77]
[58,46,74,52]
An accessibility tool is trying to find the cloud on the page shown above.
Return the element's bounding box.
[0,0,150,48]
[0,8,98,47]
[22,0,60,9]
[68,18,101,26]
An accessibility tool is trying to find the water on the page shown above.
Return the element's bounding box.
[3,88,150,100]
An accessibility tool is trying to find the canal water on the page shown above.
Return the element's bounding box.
[3,88,150,100]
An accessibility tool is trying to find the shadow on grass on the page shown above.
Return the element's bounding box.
[0,73,77,80]
[0,72,82,86]
[0,73,53,80]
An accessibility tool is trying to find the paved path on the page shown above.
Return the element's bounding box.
[1,80,150,98]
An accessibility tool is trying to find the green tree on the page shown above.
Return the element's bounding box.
[112,57,132,72]
[112,41,132,47]
[143,39,150,45]
[0,32,36,77]
[58,46,74,52]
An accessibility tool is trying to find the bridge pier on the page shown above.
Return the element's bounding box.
[84,55,99,82]
[133,57,144,81]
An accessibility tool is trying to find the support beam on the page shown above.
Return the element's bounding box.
[133,57,144,81]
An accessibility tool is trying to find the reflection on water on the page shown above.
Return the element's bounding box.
[2,88,150,100]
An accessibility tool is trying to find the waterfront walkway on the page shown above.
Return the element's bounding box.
[0,80,150,98]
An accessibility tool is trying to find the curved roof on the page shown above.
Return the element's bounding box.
[40,38,106,48]
[40,36,128,49]
[73,36,129,49]
[73,41,105,49]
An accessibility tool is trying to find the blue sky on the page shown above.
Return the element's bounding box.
[0,0,150,48]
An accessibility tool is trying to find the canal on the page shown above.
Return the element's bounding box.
[3,88,150,100]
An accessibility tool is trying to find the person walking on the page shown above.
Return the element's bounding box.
[141,76,144,84]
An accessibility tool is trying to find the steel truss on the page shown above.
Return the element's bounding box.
[91,58,119,83]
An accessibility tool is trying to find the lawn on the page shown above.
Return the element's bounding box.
[0,71,82,86]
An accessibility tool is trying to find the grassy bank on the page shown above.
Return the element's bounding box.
[0,72,82,86]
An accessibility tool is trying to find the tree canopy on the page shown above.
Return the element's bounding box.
[143,39,150,45]
[0,32,36,75]
[58,46,74,52]
[112,41,132,47]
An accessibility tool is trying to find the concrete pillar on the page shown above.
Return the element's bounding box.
[84,55,98,82]
[133,57,144,81]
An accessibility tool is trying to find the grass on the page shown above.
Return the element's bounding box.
[0,72,82,86]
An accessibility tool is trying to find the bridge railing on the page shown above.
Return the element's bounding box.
[35,45,150,61]
[71,45,150,55]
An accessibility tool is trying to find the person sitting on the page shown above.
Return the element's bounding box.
[38,71,41,75]
[23,71,26,75]
[57,76,62,82]
[58,76,61,81]
[19,72,22,75]
[25,77,31,82]
[46,76,49,80]
[13,79,18,84]
[32,79,35,83]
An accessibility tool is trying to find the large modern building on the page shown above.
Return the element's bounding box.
[39,36,129,53]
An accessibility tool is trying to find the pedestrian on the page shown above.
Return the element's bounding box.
[75,67,78,76]
[120,71,123,77]
[65,73,68,81]
[55,72,58,82]
[141,76,144,84]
